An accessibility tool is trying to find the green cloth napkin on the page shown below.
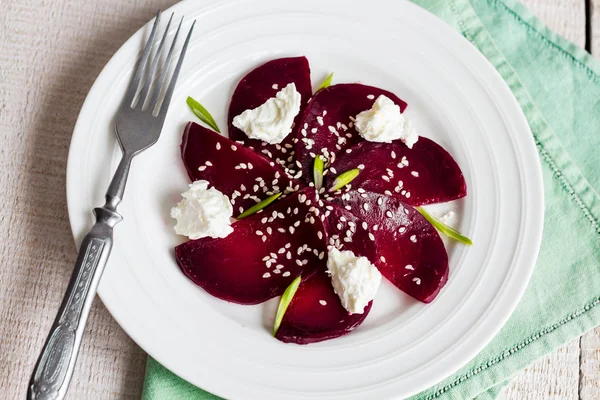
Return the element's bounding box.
[142,0,600,398]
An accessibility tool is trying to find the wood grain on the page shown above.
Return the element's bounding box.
[0,0,596,399]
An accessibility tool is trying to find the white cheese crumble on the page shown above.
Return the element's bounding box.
[232,83,301,144]
[170,180,233,239]
[326,248,382,314]
[354,95,419,148]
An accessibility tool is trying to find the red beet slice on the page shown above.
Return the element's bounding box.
[295,83,407,182]
[326,138,466,206]
[228,56,312,170]
[329,191,448,303]
[176,188,327,305]
[181,122,302,217]
[321,202,377,263]
[275,268,372,344]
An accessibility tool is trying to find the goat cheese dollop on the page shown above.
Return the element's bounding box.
[171,180,233,239]
[354,94,419,148]
[232,82,301,144]
[326,248,382,314]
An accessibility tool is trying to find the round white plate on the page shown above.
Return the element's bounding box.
[67,0,544,398]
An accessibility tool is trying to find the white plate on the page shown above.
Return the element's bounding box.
[66,0,544,398]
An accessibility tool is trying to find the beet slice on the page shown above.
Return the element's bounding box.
[181,122,302,217]
[275,268,372,344]
[295,83,407,182]
[326,138,466,206]
[176,188,327,305]
[329,191,448,303]
[228,56,312,169]
[321,202,377,263]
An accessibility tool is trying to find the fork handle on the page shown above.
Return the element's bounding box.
[27,203,122,400]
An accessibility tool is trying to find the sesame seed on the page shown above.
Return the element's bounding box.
[256,230,263,236]
[358,164,365,170]
[367,94,375,99]
[406,192,411,198]
[276,264,284,270]
[373,225,379,231]
[377,198,383,206]
[286,252,292,259]
[205,161,213,167]
[406,264,414,270]
[343,237,352,242]
[399,227,406,233]
[273,269,281,274]
[380,256,386,262]
[295,259,302,266]
[386,210,393,218]
[272,83,278,89]
[391,151,396,159]
[384,190,392,196]
[318,252,325,259]
[198,166,207,171]
[278,228,286,233]
[363,203,370,211]
[240,184,247,191]
[368,233,375,241]
[411,171,419,177]
[239,207,244,213]
[263,273,271,278]
[289,226,295,234]
[362,222,368,230]
[248,163,253,170]
[317,116,324,125]
[330,167,337,174]
[413,277,421,285]
[382,175,390,182]
[262,256,270,261]
[410,235,417,242]
[345,205,352,210]
[282,271,291,277]
[216,143,221,150]
[231,145,237,151]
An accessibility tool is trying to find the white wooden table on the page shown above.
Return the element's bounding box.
[0,0,598,398]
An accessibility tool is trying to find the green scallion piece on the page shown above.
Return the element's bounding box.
[273,276,302,336]
[186,96,221,133]
[316,72,334,91]
[329,168,360,192]
[417,207,473,245]
[313,156,325,190]
[236,193,282,220]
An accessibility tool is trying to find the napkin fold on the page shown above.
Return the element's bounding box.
[142,0,600,398]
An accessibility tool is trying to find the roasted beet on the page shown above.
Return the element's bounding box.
[228,56,312,169]
[176,188,327,304]
[181,122,300,217]
[326,138,466,206]
[329,191,448,303]
[275,268,372,344]
[295,83,407,182]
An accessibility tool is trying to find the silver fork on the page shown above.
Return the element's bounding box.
[27,11,194,400]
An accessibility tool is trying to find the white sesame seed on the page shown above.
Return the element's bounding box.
[276,264,284,270]
[406,192,411,198]
[406,264,414,270]
[248,163,253,170]
[317,116,324,125]
[343,237,352,242]
[345,205,352,210]
[367,94,375,99]
[256,230,263,236]
[216,143,221,150]
[239,207,244,213]
[262,236,267,242]
[363,203,370,211]
[295,259,302,266]
[368,233,375,241]
[373,225,379,231]
[319,252,325,259]
[382,175,390,182]
[319,300,327,306]
[267,227,272,235]
[231,145,237,151]
[410,235,417,242]
[282,271,291,277]
[358,164,365,170]
[377,198,383,206]
[362,222,368,230]
[391,151,396,159]
[380,256,386,262]
[386,210,393,218]
[205,161,213,167]
[411,171,419,177]
[198,166,207,171]
[289,226,295,234]
[413,277,421,285]
[273,269,281,274]
[263,273,271,278]
[385,190,393,196]
[399,227,406,233]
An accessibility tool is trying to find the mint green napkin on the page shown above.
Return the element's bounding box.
[142,0,600,398]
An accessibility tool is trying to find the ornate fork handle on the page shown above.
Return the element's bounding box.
[27,156,131,400]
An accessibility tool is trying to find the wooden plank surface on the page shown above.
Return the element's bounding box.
[0,0,596,399]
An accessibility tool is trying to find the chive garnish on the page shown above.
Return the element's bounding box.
[186,96,221,133]
[316,72,334,91]
[329,168,360,192]
[273,276,302,336]
[313,156,325,190]
[237,193,282,220]
[417,207,473,245]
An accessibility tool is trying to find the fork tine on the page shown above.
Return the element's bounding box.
[122,11,161,108]
[148,17,183,113]
[156,20,196,118]
[137,13,174,110]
